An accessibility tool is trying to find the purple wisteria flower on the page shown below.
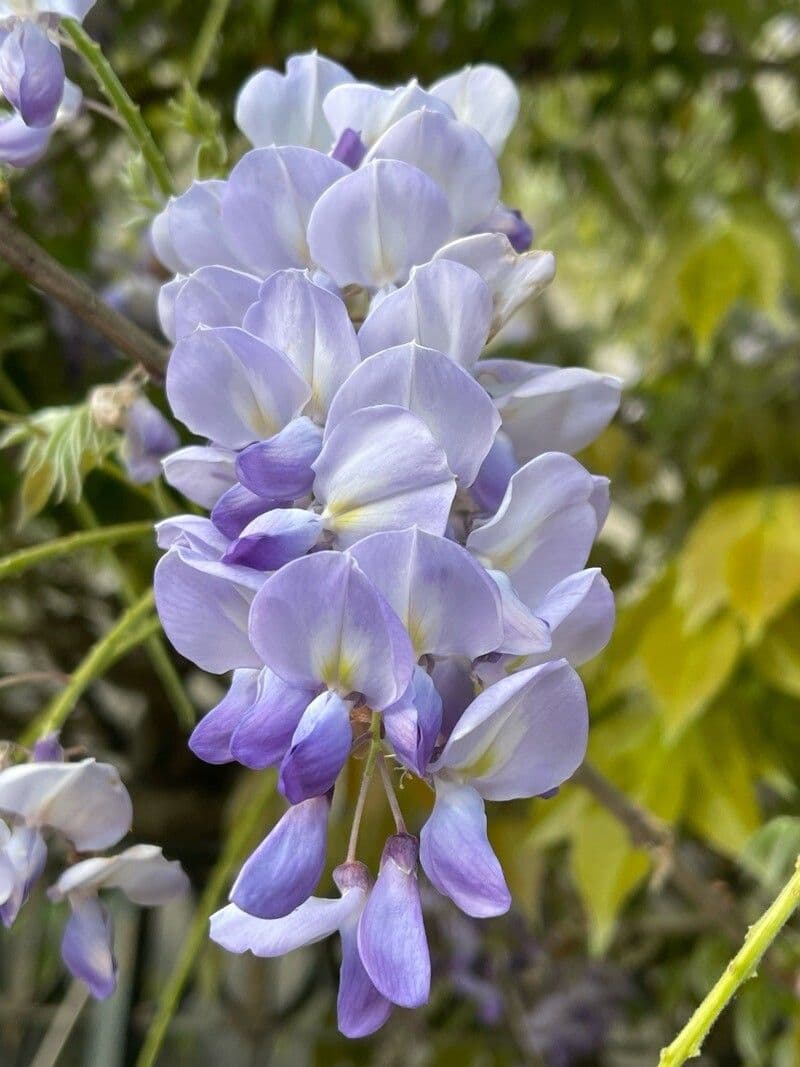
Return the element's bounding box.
[0,1,92,165]
[150,52,622,1039]
[0,740,188,998]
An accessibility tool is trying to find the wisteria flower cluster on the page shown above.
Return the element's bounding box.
[0,736,188,998]
[0,1,91,167]
[151,52,622,1037]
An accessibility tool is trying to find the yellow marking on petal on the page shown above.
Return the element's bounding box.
[247,405,278,439]
[456,746,498,782]
[407,612,428,657]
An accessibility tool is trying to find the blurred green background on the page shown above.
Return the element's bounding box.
[2,0,800,1063]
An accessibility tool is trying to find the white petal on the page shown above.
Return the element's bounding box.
[429,64,519,154]
[323,79,454,147]
[0,760,131,851]
[236,52,353,150]
[434,233,555,335]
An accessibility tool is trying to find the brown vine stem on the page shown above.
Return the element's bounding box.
[0,209,169,376]
[574,761,744,943]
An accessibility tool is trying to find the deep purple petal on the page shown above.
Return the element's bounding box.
[121,397,179,484]
[230,795,329,919]
[357,834,430,1008]
[278,691,353,803]
[189,668,262,765]
[420,780,510,917]
[331,127,366,168]
[61,896,117,1000]
[382,667,443,775]
[0,22,64,128]
[337,908,393,1037]
[223,508,323,570]
[236,417,323,501]
[230,671,317,769]
[211,482,274,540]
[470,431,518,514]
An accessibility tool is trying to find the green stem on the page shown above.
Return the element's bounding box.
[0,521,153,581]
[346,712,382,862]
[71,499,196,732]
[22,588,156,743]
[61,19,175,197]
[659,857,800,1067]
[187,0,233,87]
[135,773,277,1067]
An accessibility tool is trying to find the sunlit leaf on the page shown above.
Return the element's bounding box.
[676,492,763,631]
[724,490,800,639]
[570,805,650,954]
[751,610,800,699]
[639,603,741,739]
[685,715,761,856]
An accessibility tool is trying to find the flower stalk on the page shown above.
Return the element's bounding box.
[0,520,153,581]
[60,18,174,197]
[659,857,800,1067]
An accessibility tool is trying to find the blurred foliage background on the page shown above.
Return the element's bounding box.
[2,0,800,1064]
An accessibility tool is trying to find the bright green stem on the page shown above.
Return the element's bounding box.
[22,588,156,744]
[61,19,175,197]
[135,773,277,1067]
[0,521,153,581]
[659,857,800,1067]
[187,0,233,86]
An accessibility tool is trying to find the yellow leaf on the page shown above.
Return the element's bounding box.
[570,805,650,954]
[676,492,763,630]
[751,610,800,699]
[724,490,800,639]
[676,229,753,347]
[640,604,741,738]
[685,714,761,856]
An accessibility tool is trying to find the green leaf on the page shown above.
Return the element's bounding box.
[570,805,651,954]
[739,816,800,891]
[639,603,741,739]
[0,404,115,525]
